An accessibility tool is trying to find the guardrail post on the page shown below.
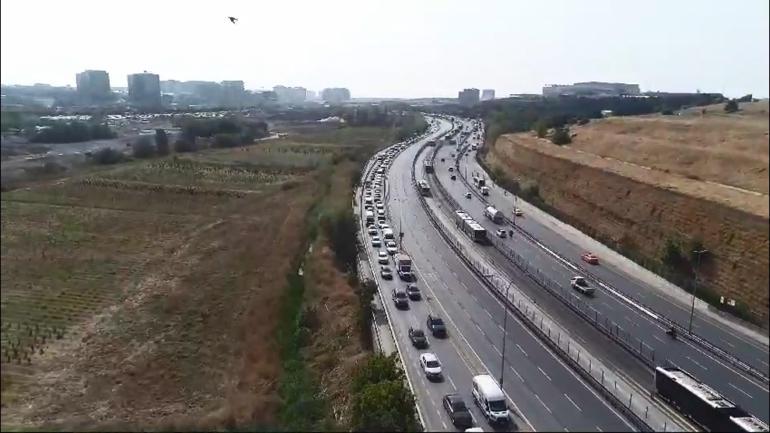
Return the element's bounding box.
[628,393,633,408]
[644,405,648,419]
[601,369,605,385]
[577,349,580,364]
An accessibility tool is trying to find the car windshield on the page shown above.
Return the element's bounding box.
[431,318,444,326]
[488,399,506,412]
[395,291,406,298]
[408,286,419,292]
[452,400,468,411]
[412,330,424,337]
[425,360,440,368]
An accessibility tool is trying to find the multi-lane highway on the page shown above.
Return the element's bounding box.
[431,118,770,423]
[360,118,639,431]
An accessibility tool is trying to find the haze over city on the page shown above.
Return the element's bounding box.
[2,0,768,98]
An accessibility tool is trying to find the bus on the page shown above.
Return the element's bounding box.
[654,366,768,432]
[424,159,434,173]
[417,180,431,196]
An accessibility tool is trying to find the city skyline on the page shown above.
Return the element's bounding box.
[1,0,768,98]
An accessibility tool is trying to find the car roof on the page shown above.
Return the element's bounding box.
[421,352,438,362]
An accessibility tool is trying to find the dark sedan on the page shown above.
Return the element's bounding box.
[442,393,473,429]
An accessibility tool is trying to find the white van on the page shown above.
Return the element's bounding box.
[472,375,509,424]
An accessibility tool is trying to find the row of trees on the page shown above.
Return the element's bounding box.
[29,121,116,143]
[174,116,270,147]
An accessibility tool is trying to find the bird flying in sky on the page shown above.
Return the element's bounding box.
[228,16,238,24]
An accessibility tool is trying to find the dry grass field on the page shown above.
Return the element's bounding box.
[1,125,392,430]
[568,100,769,195]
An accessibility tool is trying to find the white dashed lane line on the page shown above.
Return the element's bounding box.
[538,366,552,382]
[516,343,528,357]
[564,393,582,412]
[534,393,553,414]
[729,383,754,399]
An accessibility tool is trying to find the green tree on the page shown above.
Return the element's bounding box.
[550,126,571,145]
[534,120,548,138]
[351,354,404,393]
[322,209,360,273]
[92,147,124,164]
[132,136,156,158]
[724,100,739,113]
[173,138,198,153]
[213,132,241,148]
[155,129,169,155]
[352,380,419,432]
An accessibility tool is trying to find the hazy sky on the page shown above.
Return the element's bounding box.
[2,0,768,98]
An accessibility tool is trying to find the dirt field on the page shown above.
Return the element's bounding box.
[1,125,390,430]
[568,100,769,195]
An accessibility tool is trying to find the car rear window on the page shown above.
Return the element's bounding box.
[432,318,444,326]
[426,360,440,368]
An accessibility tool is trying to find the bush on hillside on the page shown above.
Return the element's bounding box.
[92,147,124,164]
[132,136,156,158]
[173,138,198,153]
[550,127,571,145]
[724,100,739,113]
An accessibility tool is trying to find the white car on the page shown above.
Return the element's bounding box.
[377,251,389,264]
[376,203,384,210]
[380,224,390,230]
[513,208,523,217]
[368,226,378,235]
[496,229,507,238]
[419,353,442,380]
[386,241,398,255]
[377,209,385,217]
[371,236,382,247]
[465,192,472,199]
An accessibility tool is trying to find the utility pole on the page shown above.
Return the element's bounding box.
[689,249,708,333]
[499,279,515,387]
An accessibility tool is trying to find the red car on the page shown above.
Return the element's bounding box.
[581,252,599,265]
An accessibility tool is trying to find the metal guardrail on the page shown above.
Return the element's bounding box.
[414,135,657,432]
[453,135,770,386]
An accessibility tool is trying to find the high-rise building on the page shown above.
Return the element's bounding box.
[321,87,351,104]
[458,88,480,106]
[221,80,245,108]
[481,89,495,101]
[273,85,308,104]
[127,72,161,108]
[75,70,111,104]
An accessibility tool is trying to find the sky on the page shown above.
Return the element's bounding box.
[1,0,768,99]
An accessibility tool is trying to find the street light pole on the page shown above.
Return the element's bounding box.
[499,279,515,387]
[688,249,708,334]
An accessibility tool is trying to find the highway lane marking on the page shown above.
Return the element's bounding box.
[534,393,553,414]
[492,345,502,356]
[758,358,769,368]
[600,301,614,311]
[516,343,528,357]
[447,375,457,390]
[721,338,736,349]
[510,365,525,382]
[564,393,582,412]
[729,382,754,399]
[596,426,603,432]
[485,308,493,319]
[409,260,536,431]
[653,334,665,343]
[686,356,708,371]
[538,366,552,382]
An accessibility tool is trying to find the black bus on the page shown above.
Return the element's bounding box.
[655,366,768,432]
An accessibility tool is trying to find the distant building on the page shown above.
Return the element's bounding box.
[321,87,351,104]
[221,80,245,108]
[75,70,111,104]
[273,85,307,104]
[127,72,161,108]
[542,81,640,97]
[481,89,495,101]
[458,88,480,106]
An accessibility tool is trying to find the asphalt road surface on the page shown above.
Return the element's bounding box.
[361,118,636,431]
[433,118,770,423]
